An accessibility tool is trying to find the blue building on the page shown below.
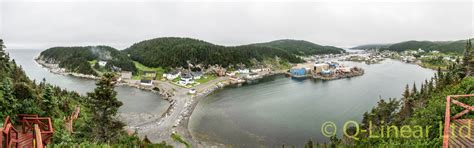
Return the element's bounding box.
[329,63,339,68]
[290,68,306,76]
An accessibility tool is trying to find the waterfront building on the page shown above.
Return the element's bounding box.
[246,73,260,79]
[290,68,306,76]
[121,71,132,79]
[237,68,250,74]
[140,79,153,86]
[314,63,329,73]
[321,69,332,76]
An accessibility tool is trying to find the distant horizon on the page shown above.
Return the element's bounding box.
[3,36,472,50]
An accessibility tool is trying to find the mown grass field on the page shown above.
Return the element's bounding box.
[133,61,165,80]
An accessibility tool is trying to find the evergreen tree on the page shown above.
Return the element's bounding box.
[398,84,413,121]
[87,73,124,143]
[2,78,17,117]
[0,39,5,60]
[0,39,9,79]
[463,38,473,76]
[42,85,57,117]
[419,83,425,98]
[402,84,410,99]
[411,82,417,98]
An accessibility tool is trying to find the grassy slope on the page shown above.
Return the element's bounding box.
[132,61,165,80]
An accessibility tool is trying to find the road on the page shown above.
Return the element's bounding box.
[124,76,229,147]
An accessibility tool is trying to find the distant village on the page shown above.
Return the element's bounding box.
[288,54,364,80]
[94,47,458,96]
[343,48,460,69]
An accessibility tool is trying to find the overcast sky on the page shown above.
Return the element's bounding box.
[1,0,473,49]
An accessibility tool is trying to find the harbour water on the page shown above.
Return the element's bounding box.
[7,49,435,146]
[189,59,435,147]
[7,49,170,114]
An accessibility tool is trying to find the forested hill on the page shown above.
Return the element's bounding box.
[39,46,136,75]
[352,39,473,54]
[249,39,345,55]
[123,37,304,68]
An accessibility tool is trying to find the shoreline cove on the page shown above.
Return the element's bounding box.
[34,55,287,147]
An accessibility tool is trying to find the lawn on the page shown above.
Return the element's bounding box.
[195,74,217,84]
[88,60,106,75]
[88,60,97,66]
[132,61,165,80]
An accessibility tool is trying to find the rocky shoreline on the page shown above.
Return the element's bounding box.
[35,56,99,79]
[35,55,288,147]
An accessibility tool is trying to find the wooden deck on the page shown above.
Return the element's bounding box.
[443,94,474,148]
[447,119,474,147]
[1,115,54,148]
[11,129,35,148]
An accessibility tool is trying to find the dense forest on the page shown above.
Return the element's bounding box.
[0,40,169,146]
[39,46,137,75]
[250,39,345,55]
[352,39,472,54]
[123,37,304,68]
[40,37,347,74]
[314,39,474,147]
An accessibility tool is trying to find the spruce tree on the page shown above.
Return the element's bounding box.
[2,78,17,116]
[402,84,410,100]
[463,38,473,76]
[0,39,5,61]
[411,82,417,98]
[87,73,124,143]
[399,84,413,121]
[42,85,57,117]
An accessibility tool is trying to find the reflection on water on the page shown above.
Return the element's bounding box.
[7,49,170,114]
[189,59,435,147]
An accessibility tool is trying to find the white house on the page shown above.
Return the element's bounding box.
[165,71,181,80]
[179,73,194,85]
[251,68,263,73]
[246,73,259,79]
[237,69,250,74]
[140,79,153,86]
[192,71,203,80]
[98,61,107,67]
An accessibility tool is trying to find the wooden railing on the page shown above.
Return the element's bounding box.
[443,94,474,148]
[17,114,39,133]
[34,124,43,148]
[65,106,81,133]
[1,116,19,148]
[23,117,54,144]
[1,115,54,148]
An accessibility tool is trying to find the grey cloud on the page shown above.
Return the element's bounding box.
[1,0,472,49]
